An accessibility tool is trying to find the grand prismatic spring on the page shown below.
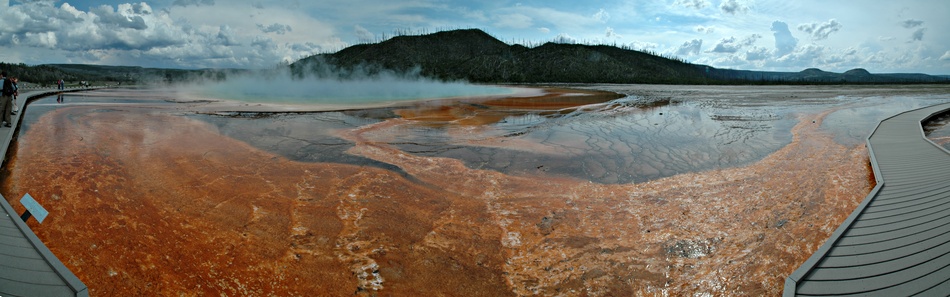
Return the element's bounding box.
[3,83,950,296]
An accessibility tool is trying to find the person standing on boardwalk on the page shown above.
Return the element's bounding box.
[11,77,19,115]
[0,71,14,127]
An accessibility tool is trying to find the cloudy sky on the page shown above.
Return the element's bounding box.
[1,0,948,74]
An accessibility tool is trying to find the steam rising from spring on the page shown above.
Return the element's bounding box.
[177,63,515,107]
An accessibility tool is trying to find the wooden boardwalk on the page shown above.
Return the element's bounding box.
[0,89,89,297]
[785,102,950,296]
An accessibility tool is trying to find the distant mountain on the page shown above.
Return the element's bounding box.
[293,29,950,85]
[705,67,950,83]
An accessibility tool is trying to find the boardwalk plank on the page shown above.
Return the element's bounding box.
[810,238,950,278]
[838,213,949,246]
[798,226,950,295]
[828,226,950,257]
[855,201,950,227]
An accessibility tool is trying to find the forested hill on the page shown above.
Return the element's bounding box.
[293,29,949,84]
[0,62,79,85]
[0,62,249,85]
[294,29,710,84]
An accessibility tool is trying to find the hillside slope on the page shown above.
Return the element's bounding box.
[293,29,949,84]
[294,29,711,84]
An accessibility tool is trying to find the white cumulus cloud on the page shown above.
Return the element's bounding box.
[172,0,214,7]
[630,41,659,51]
[798,19,842,40]
[911,28,926,42]
[495,13,533,29]
[258,23,292,35]
[354,25,373,41]
[674,0,710,10]
[605,27,622,39]
[771,43,826,69]
[745,46,770,61]
[940,51,950,61]
[709,34,761,53]
[771,21,798,57]
[593,8,610,22]
[695,25,715,34]
[719,0,749,15]
[676,39,703,56]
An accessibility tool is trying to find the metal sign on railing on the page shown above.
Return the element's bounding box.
[19,193,48,223]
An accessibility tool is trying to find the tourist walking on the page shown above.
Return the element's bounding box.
[1,71,14,127]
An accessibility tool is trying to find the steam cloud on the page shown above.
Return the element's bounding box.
[177,63,514,107]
